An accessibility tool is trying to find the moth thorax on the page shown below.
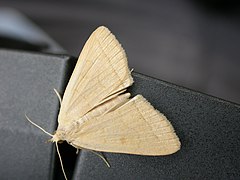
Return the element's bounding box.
[51,130,65,143]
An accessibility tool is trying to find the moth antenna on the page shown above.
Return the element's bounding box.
[90,150,111,167]
[25,113,53,137]
[56,142,68,180]
[54,88,62,104]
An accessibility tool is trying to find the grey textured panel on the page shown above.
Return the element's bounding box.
[0,49,73,179]
[72,72,240,180]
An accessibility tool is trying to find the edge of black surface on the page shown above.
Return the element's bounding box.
[132,71,240,108]
[0,48,77,180]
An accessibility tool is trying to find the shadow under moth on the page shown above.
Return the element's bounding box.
[26,26,181,180]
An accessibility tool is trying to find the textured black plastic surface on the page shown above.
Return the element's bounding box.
[72,72,240,180]
[1,48,240,180]
[0,49,73,179]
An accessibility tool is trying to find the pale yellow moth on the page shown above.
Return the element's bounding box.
[26,26,181,180]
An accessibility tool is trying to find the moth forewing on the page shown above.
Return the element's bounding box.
[56,26,133,130]
[72,93,131,128]
[52,93,131,142]
[62,95,180,156]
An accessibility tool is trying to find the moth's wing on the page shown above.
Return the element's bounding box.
[58,26,133,128]
[70,95,181,155]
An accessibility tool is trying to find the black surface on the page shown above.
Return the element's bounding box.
[73,72,240,180]
[0,48,239,180]
[0,49,74,179]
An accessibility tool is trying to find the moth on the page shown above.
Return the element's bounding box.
[26,26,180,180]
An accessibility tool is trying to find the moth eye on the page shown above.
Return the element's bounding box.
[58,140,64,144]
[68,141,73,145]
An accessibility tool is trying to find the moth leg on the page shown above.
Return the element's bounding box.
[76,148,80,154]
[55,142,68,180]
[89,150,110,168]
[75,146,110,167]
[54,88,62,104]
